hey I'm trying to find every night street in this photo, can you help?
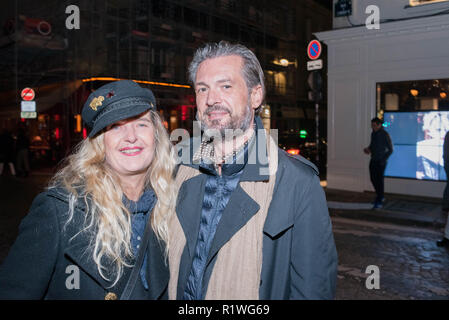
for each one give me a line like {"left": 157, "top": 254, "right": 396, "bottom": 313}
{"left": 1, "top": 172, "right": 448, "bottom": 300}
{"left": 333, "top": 216, "right": 449, "bottom": 300}
{"left": 2, "top": 0, "right": 449, "bottom": 303}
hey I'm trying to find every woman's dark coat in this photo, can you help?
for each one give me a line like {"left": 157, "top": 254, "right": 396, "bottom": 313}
{"left": 0, "top": 187, "right": 168, "bottom": 300}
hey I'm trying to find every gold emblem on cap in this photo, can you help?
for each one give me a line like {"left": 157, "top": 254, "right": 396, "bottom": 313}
{"left": 89, "top": 96, "right": 104, "bottom": 111}
{"left": 104, "top": 292, "right": 117, "bottom": 300}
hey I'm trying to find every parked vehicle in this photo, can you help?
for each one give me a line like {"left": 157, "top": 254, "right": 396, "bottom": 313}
{"left": 278, "top": 133, "right": 327, "bottom": 179}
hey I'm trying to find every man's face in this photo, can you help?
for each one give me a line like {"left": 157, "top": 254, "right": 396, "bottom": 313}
{"left": 194, "top": 55, "right": 261, "bottom": 136}
{"left": 371, "top": 122, "right": 382, "bottom": 132}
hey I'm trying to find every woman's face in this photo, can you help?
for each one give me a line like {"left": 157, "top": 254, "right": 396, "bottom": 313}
{"left": 104, "top": 111, "right": 156, "bottom": 181}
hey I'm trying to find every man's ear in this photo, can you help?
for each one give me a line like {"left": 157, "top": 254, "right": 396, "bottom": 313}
{"left": 250, "top": 85, "right": 263, "bottom": 110}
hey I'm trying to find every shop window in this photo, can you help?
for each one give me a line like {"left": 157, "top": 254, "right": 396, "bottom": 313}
{"left": 377, "top": 79, "right": 449, "bottom": 112}
{"left": 377, "top": 78, "right": 449, "bottom": 181}
{"left": 274, "top": 72, "right": 287, "bottom": 95}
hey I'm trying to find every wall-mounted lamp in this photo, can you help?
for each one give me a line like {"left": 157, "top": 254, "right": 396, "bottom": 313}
{"left": 410, "top": 89, "right": 419, "bottom": 97}
{"left": 279, "top": 59, "right": 289, "bottom": 67}
{"left": 274, "top": 58, "right": 297, "bottom": 68}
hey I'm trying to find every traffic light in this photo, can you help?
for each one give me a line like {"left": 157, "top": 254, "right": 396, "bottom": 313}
{"left": 300, "top": 129, "right": 308, "bottom": 138}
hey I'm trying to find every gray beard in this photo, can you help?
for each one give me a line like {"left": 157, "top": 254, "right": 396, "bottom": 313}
{"left": 197, "top": 103, "right": 253, "bottom": 140}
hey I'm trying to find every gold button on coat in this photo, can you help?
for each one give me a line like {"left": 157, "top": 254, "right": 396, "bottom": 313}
{"left": 104, "top": 292, "right": 118, "bottom": 300}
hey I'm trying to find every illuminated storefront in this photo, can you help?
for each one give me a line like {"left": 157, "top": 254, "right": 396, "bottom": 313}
{"left": 316, "top": 12, "right": 449, "bottom": 197}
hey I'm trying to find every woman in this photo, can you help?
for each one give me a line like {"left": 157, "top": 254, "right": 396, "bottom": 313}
{"left": 0, "top": 80, "right": 177, "bottom": 299}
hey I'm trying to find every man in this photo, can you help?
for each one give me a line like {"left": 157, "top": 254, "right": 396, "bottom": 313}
{"left": 363, "top": 117, "right": 393, "bottom": 209}
{"left": 437, "top": 130, "right": 449, "bottom": 247}
{"left": 168, "top": 41, "right": 337, "bottom": 300}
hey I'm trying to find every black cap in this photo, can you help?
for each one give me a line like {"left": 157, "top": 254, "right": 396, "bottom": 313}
{"left": 82, "top": 80, "right": 156, "bottom": 138}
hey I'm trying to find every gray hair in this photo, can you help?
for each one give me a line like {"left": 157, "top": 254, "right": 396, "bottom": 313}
{"left": 188, "top": 41, "right": 266, "bottom": 115}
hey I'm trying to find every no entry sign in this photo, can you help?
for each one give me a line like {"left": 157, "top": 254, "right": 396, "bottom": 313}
{"left": 21, "top": 87, "right": 35, "bottom": 101}
{"left": 307, "top": 40, "right": 322, "bottom": 60}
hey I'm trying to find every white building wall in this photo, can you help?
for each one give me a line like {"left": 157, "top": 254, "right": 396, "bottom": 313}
{"left": 333, "top": 0, "right": 449, "bottom": 29}
{"left": 316, "top": 14, "right": 449, "bottom": 197}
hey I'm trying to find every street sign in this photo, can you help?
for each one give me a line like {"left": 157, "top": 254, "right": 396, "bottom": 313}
{"left": 335, "top": 0, "right": 352, "bottom": 17}
{"left": 307, "top": 40, "right": 322, "bottom": 60}
{"left": 21, "top": 87, "right": 35, "bottom": 101}
{"left": 21, "top": 100, "right": 36, "bottom": 112}
{"left": 20, "top": 111, "right": 37, "bottom": 119}
{"left": 307, "top": 59, "right": 323, "bottom": 71}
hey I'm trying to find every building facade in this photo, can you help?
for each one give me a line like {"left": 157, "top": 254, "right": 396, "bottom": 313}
{"left": 317, "top": 0, "right": 449, "bottom": 197}
{"left": 0, "top": 0, "right": 331, "bottom": 168}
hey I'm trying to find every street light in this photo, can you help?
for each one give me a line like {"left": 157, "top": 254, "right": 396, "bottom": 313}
{"left": 279, "top": 59, "right": 289, "bottom": 67}
{"left": 274, "top": 58, "right": 297, "bottom": 68}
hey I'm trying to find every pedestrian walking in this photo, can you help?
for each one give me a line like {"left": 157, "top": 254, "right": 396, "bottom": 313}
{"left": 0, "top": 80, "right": 177, "bottom": 299}
{"left": 0, "top": 130, "right": 16, "bottom": 176}
{"left": 437, "top": 130, "right": 449, "bottom": 247}
{"left": 168, "top": 41, "right": 338, "bottom": 300}
{"left": 364, "top": 117, "right": 393, "bottom": 209}
{"left": 437, "top": 213, "right": 449, "bottom": 248}
{"left": 15, "top": 129, "right": 30, "bottom": 177}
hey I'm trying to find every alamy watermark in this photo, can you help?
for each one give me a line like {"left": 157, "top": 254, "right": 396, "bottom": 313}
{"left": 65, "top": 5, "right": 80, "bottom": 30}
{"left": 65, "top": 265, "right": 80, "bottom": 290}
{"left": 365, "top": 265, "right": 380, "bottom": 290}
{"left": 365, "top": 5, "right": 380, "bottom": 30}
{"left": 170, "top": 122, "right": 279, "bottom": 176}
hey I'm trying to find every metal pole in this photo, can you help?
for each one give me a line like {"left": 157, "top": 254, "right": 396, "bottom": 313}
{"left": 315, "top": 101, "right": 319, "bottom": 164}
{"left": 15, "top": 0, "right": 18, "bottom": 112}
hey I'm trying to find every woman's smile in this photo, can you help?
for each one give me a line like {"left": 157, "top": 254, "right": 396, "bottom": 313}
{"left": 119, "top": 146, "right": 143, "bottom": 156}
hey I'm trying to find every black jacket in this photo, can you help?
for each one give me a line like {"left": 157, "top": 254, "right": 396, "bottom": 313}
{"left": 444, "top": 131, "right": 449, "bottom": 167}
{"left": 0, "top": 187, "right": 168, "bottom": 300}
{"left": 369, "top": 128, "right": 393, "bottom": 163}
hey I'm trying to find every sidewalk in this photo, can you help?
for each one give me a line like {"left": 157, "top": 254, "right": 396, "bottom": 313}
{"left": 3, "top": 168, "right": 447, "bottom": 230}
{"left": 325, "top": 188, "right": 447, "bottom": 229}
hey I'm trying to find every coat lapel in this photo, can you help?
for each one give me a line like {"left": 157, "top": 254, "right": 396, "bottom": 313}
{"left": 48, "top": 189, "right": 113, "bottom": 290}
{"left": 64, "top": 232, "right": 114, "bottom": 290}
{"left": 206, "top": 184, "right": 260, "bottom": 266}
{"left": 263, "top": 159, "right": 294, "bottom": 238}
{"left": 175, "top": 174, "right": 206, "bottom": 258}
{"left": 146, "top": 228, "right": 169, "bottom": 299}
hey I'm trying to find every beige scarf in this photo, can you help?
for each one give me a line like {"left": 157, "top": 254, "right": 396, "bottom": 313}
{"left": 168, "top": 133, "right": 278, "bottom": 299}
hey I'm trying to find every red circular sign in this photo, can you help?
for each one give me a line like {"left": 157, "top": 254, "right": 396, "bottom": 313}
{"left": 307, "top": 40, "right": 322, "bottom": 60}
{"left": 21, "top": 88, "right": 35, "bottom": 101}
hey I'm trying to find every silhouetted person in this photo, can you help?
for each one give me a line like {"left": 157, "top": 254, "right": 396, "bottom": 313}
{"left": 437, "top": 130, "right": 449, "bottom": 247}
{"left": 0, "top": 130, "right": 16, "bottom": 176}
{"left": 364, "top": 117, "right": 393, "bottom": 209}
{"left": 15, "top": 129, "right": 30, "bottom": 177}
